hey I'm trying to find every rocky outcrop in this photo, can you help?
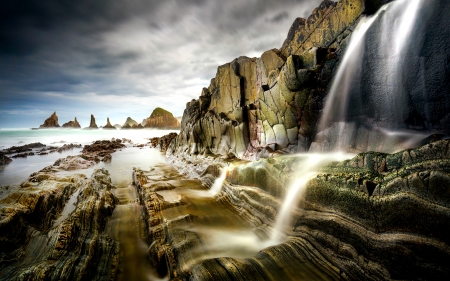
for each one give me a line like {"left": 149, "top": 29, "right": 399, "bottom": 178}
{"left": 149, "top": 132, "right": 178, "bottom": 151}
{"left": 103, "top": 117, "right": 116, "bottom": 130}
{"left": 1, "top": 142, "right": 46, "bottom": 154}
{"left": 220, "top": 140, "right": 450, "bottom": 280}
{"left": 39, "top": 112, "right": 60, "bottom": 128}
{"left": 168, "top": 0, "right": 450, "bottom": 160}
{"left": 84, "top": 114, "right": 98, "bottom": 129}
{"left": 61, "top": 117, "right": 81, "bottom": 128}
{"left": 123, "top": 117, "right": 138, "bottom": 127}
{"left": 0, "top": 169, "right": 119, "bottom": 280}
{"left": 0, "top": 153, "right": 12, "bottom": 165}
{"left": 81, "top": 139, "right": 126, "bottom": 162}
{"left": 143, "top": 107, "right": 180, "bottom": 129}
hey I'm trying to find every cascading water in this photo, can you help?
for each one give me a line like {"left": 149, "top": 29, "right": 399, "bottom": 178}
{"left": 311, "top": 0, "right": 428, "bottom": 153}
{"left": 270, "top": 153, "right": 352, "bottom": 243}
{"left": 207, "top": 167, "right": 228, "bottom": 196}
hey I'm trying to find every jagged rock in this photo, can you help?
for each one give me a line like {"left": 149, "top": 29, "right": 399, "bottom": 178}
{"left": 122, "top": 117, "right": 138, "bottom": 127}
{"left": 0, "top": 169, "right": 119, "bottom": 280}
{"left": 103, "top": 117, "right": 116, "bottom": 130}
{"left": 83, "top": 114, "right": 98, "bottom": 129}
{"left": 39, "top": 112, "right": 60, "bottom": 128}
{"left": 121, "top": 123, "right": 132, "bottom": 129}
{"left": 143, "top": 107, "right": 180, "bottom": 129}
{"left": 1, "top": 142, "right": 46, "bottom": 154}
{"left": 61, "top": 117, "right": 81, "bottom": 128}
{"left": 149, "top": 132, "right": 178, "bottom": 151}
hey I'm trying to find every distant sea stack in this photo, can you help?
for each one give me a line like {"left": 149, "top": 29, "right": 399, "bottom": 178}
{"left": 39, "top": 112, "right": 60, "bottom": 128}
{"left": 103, "top": 118, "right": 116, "bottom": 130}
{"left": 113, "top": 124, "right": 122, "bottom": 129}
{"left": 123, "top": 117, "right": 138, "bottom": 127}
{"left": 143, "top": 107, "right": 180, "bottom": 129}
{"left": 62, "top": 117, "right": 81, "bottom": 128}
{"left": 132, "top": 123, "right": 144, "bottom": 129}
{"left": 83, "top": 114, "right": 98, "bottom": 130}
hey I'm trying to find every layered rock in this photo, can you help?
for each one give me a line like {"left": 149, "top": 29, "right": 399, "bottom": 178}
{"left": 132, "top": 123, "right": 144, "bottom": 129}
{"left": 222, "top": 140, "right": 450, "bottom": 280}
{"left": 61, "top": 117, "right": 81, "bottom": 128}
{"left": 123, "top": 117, "right": 138, "bottom": 127}
{"left": 143, "top": 107, "right": 180, "bottom": 129}
{"left": 149, "top": 132, "right": 178, "bottom": 151}
{"left": 39, "top": 112, "right": 60, "bottom": 128}
{"left": 103, "top": 117, "right": 116, "bottom": 130}
{"left": 0, "top": 169, "right": 118, "bottom": 280}
{"left": 84, "top": 114, "right": 99, "bottom": 129}
{"left": 81, "top": 139, "right": 126, "bottom": 162}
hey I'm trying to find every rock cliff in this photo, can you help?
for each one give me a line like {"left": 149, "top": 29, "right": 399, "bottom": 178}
{"left": 168, "top": 0, "right": 450, "bottom": 160}
{"left": 39, "top": 112, "right": 60, "bottom": 128}
{"left": 61, "top": 117, "right": 81, "bottom": 128}
{"left": 103, "top": 117, "right": 116, "bottom": 130}
{"left": 143, "top": 107, "right": 180, "bottom": 129}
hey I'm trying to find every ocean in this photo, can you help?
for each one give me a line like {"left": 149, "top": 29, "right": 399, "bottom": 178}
{"left": 0, "top": 128, "right": 177, "bottom": 186}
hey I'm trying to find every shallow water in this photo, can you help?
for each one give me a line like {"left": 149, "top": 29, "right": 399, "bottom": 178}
{"left": 0, "top": 129, "right": 177, "bottom": 186}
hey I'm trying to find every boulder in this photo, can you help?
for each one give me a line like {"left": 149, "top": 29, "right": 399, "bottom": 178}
{"left": 39, "top": 112, "right": 60, "bottom": 128}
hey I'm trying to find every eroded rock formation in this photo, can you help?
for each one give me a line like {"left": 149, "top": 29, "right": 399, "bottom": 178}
{"left": 123, "top": 117, "right": 138, "bottom": 127}
{"left": 81, "top": 139, "right": 126, "bottom": 162}
{"left": 143, "top": 107, "right": 180, "bottom": 129}
{"left": 149, "top": 132, "right": 178, "bottom": 151}
{"left": 0, "top": 169, "right": 118, "bottom": 280}
{"left": 39, "top": 112, "right": 60, "bottom": 128}
{"left": 61, "top": 117, "right": 81, "bottom": 128}
{"left": 84, "top": 114, "right": 99, "bottom": 129}
{"left": 103, "top": 117, "right": 116, "bottom": 130}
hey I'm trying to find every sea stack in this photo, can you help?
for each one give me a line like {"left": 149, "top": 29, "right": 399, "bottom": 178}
{"left": 62, "top": 117, "right": 81, "bottom": 128}
{"left": 39, "top": 112, "right": 60, "bottom": 128}
{"left": 103, "top": 117, "right": 116, "bottom": 129}
{"left": 123, "top": 117, "right": 138, "bottom": 127}
{"left": 143, "top": 107, "right": 180, "bottom": 129}
{"left": 83, "top": 114, "right": 98, "bottom": 129}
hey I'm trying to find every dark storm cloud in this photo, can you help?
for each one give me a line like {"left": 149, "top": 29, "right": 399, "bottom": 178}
{"left": 0, "top": 0, "right": 322, "bottom": 127}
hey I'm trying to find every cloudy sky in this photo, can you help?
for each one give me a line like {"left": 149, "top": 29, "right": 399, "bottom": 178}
{"left": 0, "top": 0, "right": 322, "bottom": 128}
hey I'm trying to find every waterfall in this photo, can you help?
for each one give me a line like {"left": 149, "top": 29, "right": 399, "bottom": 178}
{"left": 272, "top": 0, "right": 429, "bottom": 243}
{"left": 207, "top": 167, "right": 228, "bottom": 196}
{"left": 270, "top": 153, "right": 352, "bottom": 243}
{"left": 312, "top": 0, "right": 426, "bottom": 153}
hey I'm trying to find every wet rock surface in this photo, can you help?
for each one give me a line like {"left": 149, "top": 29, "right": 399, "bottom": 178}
{"left": 149, "top": 132, "right": 178, "bottom": 151}
{"left": 133, "top": 163, "right": 342, "bottom": 280}
{"left": 81, "top": 139, "right": 126, "bottom": 162}
{"left": 225, "top": 140, "right": 450, "bottom": 280}
{"left": 0, "top": 153, "right": 12, "bottom": 165}
{"left": 0, "top": 169, "right": 118, "bottom": 280}
{"left": 1, "top": 142, "right": 46, "bottom": 154}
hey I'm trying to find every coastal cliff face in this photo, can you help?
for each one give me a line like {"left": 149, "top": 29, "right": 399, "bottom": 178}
{"left": 143, "top": 107, "right": 180, "bottom": 129}
{"left": 39, "top": 112, "right": 60, "bottom": 128}
{"left": 61, "top": 117, "right": 81, "bottom": 128}
{"left": 168, "top": 0, "right": 450, "bottom": 160}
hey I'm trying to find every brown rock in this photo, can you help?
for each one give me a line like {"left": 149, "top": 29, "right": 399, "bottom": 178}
{"left": 103, "top": 117, "right": 116, "bottom": 129}
{"left": 39, "top": 112, "right": 60, "bottom": 128}
{"left": 61, "top": 117, "right": 81, "bottom": 128}
{"left": 143, "top": 107, "right": 180, "bottom": 129}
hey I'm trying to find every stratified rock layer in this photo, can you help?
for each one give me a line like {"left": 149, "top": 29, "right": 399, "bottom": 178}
{"left": 143, "top": 107, "right": 180, "bottom": 129}
{"left": 0, "top": 169, "right": 119, "bottom": 280}
{"left": 224, "top": 140, "right": 450, "bottom": 280}
{"left": 39, "top": 112, "right": 60, "bottom": 128}
{"left": 61, "top": 117, "right": 81, "bottom": 128}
